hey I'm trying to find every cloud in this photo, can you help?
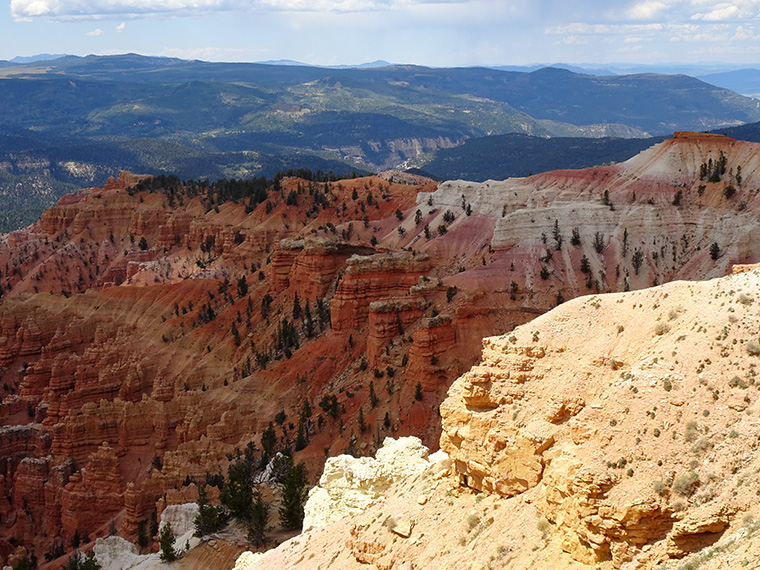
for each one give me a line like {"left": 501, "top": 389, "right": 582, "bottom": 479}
{"left": 9, "top": 0, "right": 469, "bottom": 20}
{"left": 627, "top": 0, "right": 669, "bottom": 19}
{"left": 688, "top": 1, "right": 760, "bottom": 21}
{"left": 116, "top": 21, "right": 125, "bottom": 32}
{"left": 86, "top": 27, "right": 103, "bottom": 36}
{"left": 691, "top": 3, "right": 741, "bottom": 20}
{"left": 546, "top": 22, "right": 664, "bottom": 35}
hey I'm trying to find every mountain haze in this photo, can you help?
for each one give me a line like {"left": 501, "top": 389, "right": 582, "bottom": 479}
{"left": 2, "top": 53, "right": 760, "bottom": 231}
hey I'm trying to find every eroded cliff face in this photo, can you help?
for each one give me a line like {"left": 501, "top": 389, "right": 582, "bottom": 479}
{"left": 442, "top": 267, "right": 760, "bottom": 568}
{"left": 245, "top": 268, "right": 760, "bottom": 570}
{"left": 3, "top": 132, "right": 760, "bottom": 566}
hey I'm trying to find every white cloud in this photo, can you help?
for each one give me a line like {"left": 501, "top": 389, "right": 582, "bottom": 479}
{"left": 627, "top": 0, "right": 669, "bottom": 19}
{"left": 9, "top": 0, "right": 469, "bottom": 20}
{"left": 86, "top": 27, "right": 103, "bottom": 35}
{"left": 733, "top": 23, "right": 755, "bottom": 38}
{"left": 563, "top": 35, "right": 590, "bottom": 44}
{"left": 692, "top": 3, "right": 740, "bottom": 20}
{"left": 116, "top": 21, "right": 125, "bottom": 32}
{"left": 546, "top": 22, "right": 664, "bottom": 35}
{"left": 690, "top": 0, "right": 760, "bottom": 20}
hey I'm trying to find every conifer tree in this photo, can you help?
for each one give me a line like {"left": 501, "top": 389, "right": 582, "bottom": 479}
{"left": 158, "top": 523, "right": 177, "bottom": 562}
{"left": 278, "top": 460, "right": 308, "bottom": 530}
{"left": 248, "top": 491, "right": 269, "bottom": 547}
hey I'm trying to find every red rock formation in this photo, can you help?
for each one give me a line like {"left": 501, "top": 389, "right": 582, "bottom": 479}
{"left": 60, "top": 442, "right": 123, "bottom": 541}
{"left": 270, "top": 240, "right": 303, "bottom": 293}
{"left": 406, "top": 315, "right": 456, "bottom": 392}
{"left": 289, "top": 238, "right": 355, "bottom": 301}
{"left": 330, "top": 252, "right": 431, "bottom": 332}
{"left": 367, "top": 298, "right": 427, "bottom": 365}
{"left": 1, "top": 134, "right": 760, "bottom": 562}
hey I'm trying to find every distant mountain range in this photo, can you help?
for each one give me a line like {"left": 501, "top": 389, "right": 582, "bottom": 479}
{"left": 8, "top": 53, "right": 70, "bottom": 64}
{"left": 2, "top": 53, "right": 760, "bottom": 231}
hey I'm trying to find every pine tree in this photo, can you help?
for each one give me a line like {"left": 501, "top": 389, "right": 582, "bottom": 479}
{"left": 710, "top": 242, "right": 721, "bottom": 260}
{"left": 137, "top": 520, "right": 149, "bottom": 548}
{"left": 194, "top": 485, "right": 228, "bottom": 537}
{"left": 261, "top": 422, "right": 277, "bottom": 459}
{"left": 149, "top": 509, "right": 159, "bottom": 539}
{"left": 292, "top": 293, "right": 302, "bottom": 320}
{"left": 248, "top": 491, "right": 269, "bottom": 547}
{"left": 237, "top": 275, "right": 248, "bottom": 298}
{"left": 158, "top": 523, "right": 177, "bottom": 562}
{"left": 278, "top": 460, "right": 308, "bottom": 530}
{"left": 294, "top": 418, "right": 308, "bottom": 451}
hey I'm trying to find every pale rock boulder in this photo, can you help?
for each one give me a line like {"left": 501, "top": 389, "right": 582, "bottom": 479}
{"left": 232, "top": 551, "right": 264, "bottom": 570}
{"left": 159, "top": 503, "right": 200, "bottom": 538}
{"left": 302, "top": 436, "right": 447, "bottom": 530}
{"left": 93, "top": 505, "right": 202, "bottom": 570}
{"left": 93, "top": 536, "right": 157, "bottom": 570}
{"left": 159, "top": 503, "right": 202, "bottom": 557}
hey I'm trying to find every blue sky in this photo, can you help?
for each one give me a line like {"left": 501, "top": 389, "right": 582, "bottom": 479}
{"left": 3, "top": 1, "right": 760, "bottom": 66}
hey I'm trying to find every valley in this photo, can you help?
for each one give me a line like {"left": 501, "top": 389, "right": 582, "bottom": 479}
{"left": 3, "top": 55, "right": 760, "bottom": 232}
{"left": 0, "top": 131, "right": 759, "bottom": 568}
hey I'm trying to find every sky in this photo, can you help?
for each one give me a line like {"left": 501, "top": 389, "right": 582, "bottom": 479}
{"left": 3, "top": 0, "right": 760, "bottom": 67}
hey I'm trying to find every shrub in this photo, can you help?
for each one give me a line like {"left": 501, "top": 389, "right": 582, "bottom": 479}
{"left": 691, "top": 437, "right": 712, "bottom": 455}
{"left": 383, "top": 515, "right": 397, "bottom": 531}
{"left": 672, "top": 471, "right": 699, "bottom": 496}
{"left": 746, "top": 340, "right": 760, "bottom": 356}
{"left": 654, "top": 323, "right": 670, "bottom": 336}
{"left": 536, "top": 518, "right": 551, "bottom": 539}
{"left": 467, "top": 513, "right": 480, "bottom": 531}
{"left": 653, "top": 480, "right": 668, "bottom": 496}
{"left": 738, "top": 293, "right": 754, "bottom": 305}
{"left": 685, "top": 420, "right": 699, "bottom": 442}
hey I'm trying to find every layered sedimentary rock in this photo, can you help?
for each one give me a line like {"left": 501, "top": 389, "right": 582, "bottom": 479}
{"left": 61, "top": 442, "right": 124, "bottom": 540}
{"left": 405, "top": 314, "right": 456, "bottom": 392}
{"left": 366, "top": 299, "right": 428, "bottom": 365}
{"left": 330, "top": 252, "right": 431, "bottom": 332}
{"left": 441, "top": 268, "right": 760, "bottom": 567}
{"left": 4, "top": 135, "right": 760, "bottom": 566}
{"left": 245, "top": 267, "right": 760, "bottom": 570}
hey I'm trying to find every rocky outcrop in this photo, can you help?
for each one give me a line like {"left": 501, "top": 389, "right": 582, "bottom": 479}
{"left": 93, "top": 536, "right": 150, "bottom": 570}
{"left": 288, "top": 238, "right": 367, "bottom": 301}
{"left": 243, "top": 269, "right": 760, "bottom": 570}
{"left": 4, "top": 135, "right": 760, "bottom": 566}
{"left": 366, "top": 298, "right": 428, "bottom": 365}
{"left": 440, "top": 269, "right": 760, "bottom": 567}
{"left": 61, "top": 442, "right": 124, "bottom": 540}
{"left": 270, "top": 239, "right": 303, "bottom": 293}
{"left": 405, "top": 314, "right": 456, "bottom": 392}
{"left": 330, "top": 252, "right": 431, "bottom": 332}
{"left": 158, "top": 503, "right": 200, "bottom": 539}
{"left": 302, "top": 437, "right": 446, "bottom": 530}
